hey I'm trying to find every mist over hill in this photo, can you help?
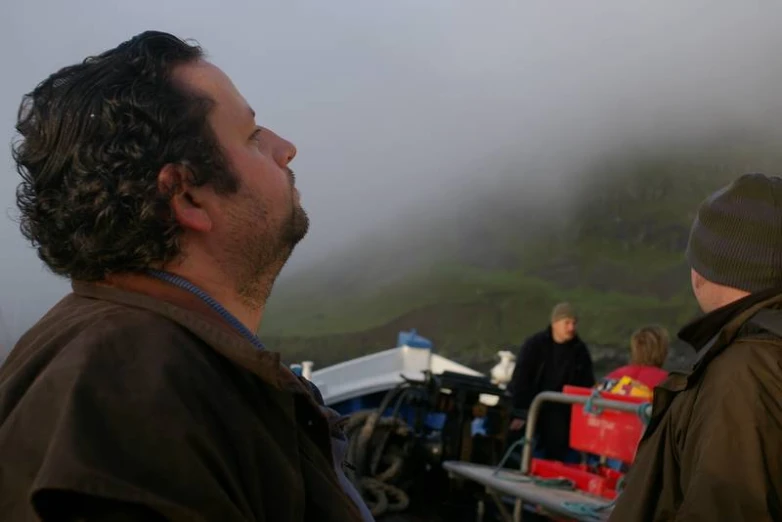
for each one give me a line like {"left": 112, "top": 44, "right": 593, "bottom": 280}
{"left": 262, "top": 128, "right": 782, "bottom": 375}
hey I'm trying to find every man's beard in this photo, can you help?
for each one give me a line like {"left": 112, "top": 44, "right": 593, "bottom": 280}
{"left": 223, "top": 186, "right": 309, "bottom": 308}
{"left": 283, "top": 200, "right": 310, "bottom": 247}
{"left": 283, "top": 168, "right": 309, "bottom": 247}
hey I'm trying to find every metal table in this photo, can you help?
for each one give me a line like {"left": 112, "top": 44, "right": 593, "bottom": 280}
{"left": 442, "top": 391, "right": 650, "bottom": 522}
{"left": 443, "top": 461, "right": 612, "bottom": 522}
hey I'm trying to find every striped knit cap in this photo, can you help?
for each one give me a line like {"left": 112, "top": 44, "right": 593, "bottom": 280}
{"left": 686, "top": 173, "right": 782, "bottom": 293}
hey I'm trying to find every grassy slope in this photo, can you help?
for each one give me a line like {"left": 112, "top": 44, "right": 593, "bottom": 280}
{"left": 261, "top": 134, "right": 782, "bottom": 373}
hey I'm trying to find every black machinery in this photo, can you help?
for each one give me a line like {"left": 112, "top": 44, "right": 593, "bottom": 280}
{"left": 344, "top": 370, "right": 512, "bottom": 519}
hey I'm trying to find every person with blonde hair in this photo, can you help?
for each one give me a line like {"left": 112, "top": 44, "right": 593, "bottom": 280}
{"left": 599, "top": 325, "right": 670, "bottom": 398}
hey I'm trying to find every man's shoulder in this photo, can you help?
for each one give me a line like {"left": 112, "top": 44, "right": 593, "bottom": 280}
{"left": 573, "top": 335, "right": 589, "bottom": 351}
{"left": 21, "top": 292, "right": 201, "bottom": 351}
{"left": 523, "top": 329, "right": 551, "bottom": 346}
{"left": 659, "top": 334, "right": 782, "bottom": 439}
{"left": 731, "top": 331, "right": 782, "bottom": 357}
{"left": 702, "top": 334, "right": 782, "bottom": 390}
{"left": 0, "top": 296, "right": 267, "bottom": 522}
{"left": 2, "top": 293, "right": 218, "bottom": 395}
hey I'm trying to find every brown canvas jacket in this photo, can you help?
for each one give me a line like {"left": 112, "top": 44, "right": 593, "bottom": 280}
{"left": 608, "top": 290, "right": 782, "bottom": 521}
{"left": 0, "top": 275, "right": 364, "bottom": 522}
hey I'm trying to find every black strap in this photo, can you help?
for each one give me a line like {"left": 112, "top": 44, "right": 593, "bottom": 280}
{"left": 691, "top": 308, "right": 782, "bottom": 377}
{"left": 748, "top": 308, "right": 782, "bottom": 338}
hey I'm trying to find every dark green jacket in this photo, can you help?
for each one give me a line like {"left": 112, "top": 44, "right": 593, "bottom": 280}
{"left": 609, "top": 290, "right": 782, "bottom": 521}
{"left": 0, "top": 276, "right": 364, "bottom": 522}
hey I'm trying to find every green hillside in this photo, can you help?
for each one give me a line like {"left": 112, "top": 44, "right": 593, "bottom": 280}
{"left": 261, "top": 132, "right": 782, "bottom": 375}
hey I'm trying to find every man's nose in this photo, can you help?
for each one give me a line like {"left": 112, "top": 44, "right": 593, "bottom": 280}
{"left": 273, "top": 135, "right": 297, "bottom": 167}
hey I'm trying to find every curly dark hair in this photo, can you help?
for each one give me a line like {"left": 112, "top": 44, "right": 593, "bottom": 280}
{"left": 13, "top": 30, "right": 238, "bottom": 281}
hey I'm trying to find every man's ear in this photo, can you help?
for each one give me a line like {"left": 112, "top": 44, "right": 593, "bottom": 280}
{"left": 157, "top": 163, "right": 213, "bottom": 233}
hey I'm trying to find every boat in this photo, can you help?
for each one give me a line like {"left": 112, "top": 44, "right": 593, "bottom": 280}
{"left": 294, "top": 330, "right": 650, "bottom": 522}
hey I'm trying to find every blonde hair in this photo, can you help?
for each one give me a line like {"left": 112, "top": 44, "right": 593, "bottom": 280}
{"left": 629, "top": 325, "right": 669, "bottom": 367}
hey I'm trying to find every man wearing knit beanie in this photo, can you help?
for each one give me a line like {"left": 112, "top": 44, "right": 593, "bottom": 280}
{"left": 551, "top": 302, "right": 577, "bottom": 325}
{"left": 506, "top": 302, "right": 595, "bottom": 463}
{"left": 610, "top": 173, "right": 782, "bottom": 522}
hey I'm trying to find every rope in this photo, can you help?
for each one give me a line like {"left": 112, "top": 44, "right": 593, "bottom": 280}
{"left": 344, "top": 407, "right": 412, "bottom": 517}
{"left": 494, "top": 436, "right": 531, "bottom": 470}
{"left": 583, "top": 389, "right": 603, "bottom": 416}
{"left": 491, "top": 436, "right": 576, "bottom": 490}
{"left": 637, "top": 402, "right": 652, "bottom": 426}
{"left": 494, "top": 469, "right": 576, "bottom": 489}
{"left": 585, "top": 387, "right": 652, "bottom": 426}
{"left": 561, "top": 499, "right": 615, "bottom": 520}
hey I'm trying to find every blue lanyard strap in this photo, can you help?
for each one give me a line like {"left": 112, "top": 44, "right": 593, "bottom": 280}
{"left": 146, "top": 270, "right": 265, "bottom": 350}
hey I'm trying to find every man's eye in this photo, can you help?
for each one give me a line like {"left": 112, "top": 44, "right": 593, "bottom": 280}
{"left": 251, "top": 128, "right": 263, "bottom": 141}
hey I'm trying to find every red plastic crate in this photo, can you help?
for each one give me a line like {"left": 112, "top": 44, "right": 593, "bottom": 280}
{"left": 530, "top": 458, "right": 619, "bottom": 500}
{"left": 563, "top": 385, "right": 648, "bottom": 464}
{"left": 568, "top": 463, "right": 623, "bottom": 498}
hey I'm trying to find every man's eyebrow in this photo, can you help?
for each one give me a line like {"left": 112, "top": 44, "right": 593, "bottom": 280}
{"left": 248, "top": 106, "right": 256, "bottom": 119}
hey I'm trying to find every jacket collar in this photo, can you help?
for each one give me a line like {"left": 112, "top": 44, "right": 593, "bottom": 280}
{"left": 71, "top": 274, "right": 306, "bottom": 395}
{"left": 678, "top": 286, "right": 782, "bottom": 373}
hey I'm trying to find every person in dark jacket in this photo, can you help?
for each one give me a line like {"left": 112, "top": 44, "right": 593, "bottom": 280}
{"left": 0, "top": 31, "right": 371, "bottom": 522}
{"left": 609, "top": 173, "right": 782, "bottom": 522}
{"left": 507, "top": 303, "right": 595, "bottom": 462}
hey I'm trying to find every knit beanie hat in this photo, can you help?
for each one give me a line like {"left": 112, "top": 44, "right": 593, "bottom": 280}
{"left": 551, "top": 302, "right": 576, "bottom": 323}
{"left": 686, "top": 173, "right": 782, "bottom": 293}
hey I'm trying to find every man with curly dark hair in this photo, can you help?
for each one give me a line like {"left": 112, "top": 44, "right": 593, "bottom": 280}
{"left": 0, "top": 31, "right": 370, "bottom": 522}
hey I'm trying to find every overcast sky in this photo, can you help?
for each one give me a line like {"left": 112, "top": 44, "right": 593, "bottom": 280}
{"left": 2, "top": 0, "right": 782, "bottom": 346}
